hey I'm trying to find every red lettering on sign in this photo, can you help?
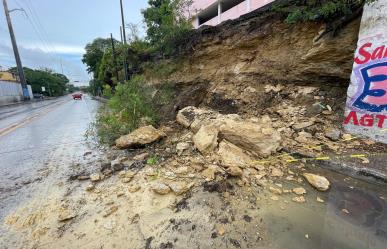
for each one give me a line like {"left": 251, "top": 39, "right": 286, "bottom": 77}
{"left": 360, "top": 114, "right": 374, "bottom": 126}
{"left": 371, "top": 45, "right": 385, "bottom": 60}
{"left": 355, "top": 43, "right": 372, "bottom": 64}
{"left": 376, "top": 115, "right": 387, "bottom": 128}
{"left": 344, "top": 111, "right": 359, "bottom": 126}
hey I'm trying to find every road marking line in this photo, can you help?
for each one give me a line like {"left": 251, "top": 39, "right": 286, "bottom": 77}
{"left": 0, "top": 100, "right": 68, "bottom": 137}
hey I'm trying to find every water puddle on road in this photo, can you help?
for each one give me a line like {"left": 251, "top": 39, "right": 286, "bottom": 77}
{"left": 259, "top": 170, "right": 387, "bottom": 249}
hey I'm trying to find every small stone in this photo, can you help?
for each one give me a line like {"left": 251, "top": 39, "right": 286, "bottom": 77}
{"left": 269, "top": 187, "right": 282, "bottom": 195}
{"left": 90, "top": 173, "right": 102, "bottom": 182}
{"left": 292, "top": 196, "right": 306, "bottom": 203}
{"left": 128, "top": 185, "right": 141, "bottom": 193}
{"left": 316, "top": 196, "right": 324, "bottom": 203}
{"left": 77, "top": 175, "right": 90, "bottom": 181}
{"left": 292, "top": 121, "right": 314, "bottom": 131}
{"left": 292, "top": 187, "right": 306, "bottom": 195}
{"left": 58, "top": 209, "right": 77, "bottom": 222}
{"left": 168, "top": 182, "right": 193, "bottom": 195}
{"left": 83, "top": 151, "right": 92, "bottom": 156}
{"left": 217, "top": 225, "right": 226, "bottom": 236}
{"left": 174, "top": 166, "right": 189, "bottom": 175}
{"left": 271, "top": 168, "right": 283, "bottom": 177}
{"left": 133, "top": 153, "right": 149, "bottom": 161}
{"left": 86, "top": 184, "right": 95, "bottom": 191}
{"left": 303, "top": 173, "right": 330, "bottom": 191}
{"left": 270, "top": 196, "right": 279, "bottom": 201}
{"left": 103, "top": 205, "right": 119, "bottom": 217}
{"left": 202, "top": 166, "right": 217, "bottom": 181}
{"left": 305, "top": 234, "right": 309, "bottom": 239}
{"left": 111, "top": 158, "right": 124, "bottom": 171}
{"left": 117, "top": 191, "right": 125, "bottom": 197}
{"left": 176, "top": 142, "right": 190, "bottom": 154}
{"left": 325, "top": 128, "right": 341, "bottom": 141}
{"left": 342, "top": 209, "right": 350, "bottom": 214}
{"left": 227, "top": 166, "right": 243, "bottom": 177}
{"left": 342, "top": 133, "right": 353, "bottom": 141}
{"left": 151, "top": 183, "right": 171, "bottom": 195}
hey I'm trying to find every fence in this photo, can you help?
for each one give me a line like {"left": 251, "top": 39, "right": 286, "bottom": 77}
{"left": 0, "top": 80, "right": 23, "bottom": 105}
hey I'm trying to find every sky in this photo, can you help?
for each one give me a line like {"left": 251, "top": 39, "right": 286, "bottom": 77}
{"left": 0, "top": 0, "right": 149, "bottom": 86}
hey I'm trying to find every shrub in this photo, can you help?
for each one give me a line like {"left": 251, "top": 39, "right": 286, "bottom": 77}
{"left": 95, "top": 76, "right": 156, "bottom": 144}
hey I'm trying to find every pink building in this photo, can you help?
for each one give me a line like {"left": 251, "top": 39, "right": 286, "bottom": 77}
{"left": 187, "top": 0, "right": 275, "bottom": 28}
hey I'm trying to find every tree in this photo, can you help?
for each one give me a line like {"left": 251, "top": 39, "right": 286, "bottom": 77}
{"left": 9, "top": 67, "right": 70, "bottom": 96}
{"left": 82, "top": 38, "right": 113, "bottom": 77}
{"left": 142, "top": 0, "right": 192, "bottom": 56}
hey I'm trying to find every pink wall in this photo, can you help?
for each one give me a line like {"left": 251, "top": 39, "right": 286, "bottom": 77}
{"left": 221, "top": 1, "right": 248, "bottom": 22}
{"left": 190, "top": 0, "right": 275, "bottom": 28}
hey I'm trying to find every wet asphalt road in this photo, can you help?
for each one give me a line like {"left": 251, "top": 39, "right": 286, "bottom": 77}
{"left": 0, "top": 95, "right": 99, "bottom": 222}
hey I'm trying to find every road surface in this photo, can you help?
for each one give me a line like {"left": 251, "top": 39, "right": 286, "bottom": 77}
{"left": 0, "top": 95, "right": 101, "bottom": 241}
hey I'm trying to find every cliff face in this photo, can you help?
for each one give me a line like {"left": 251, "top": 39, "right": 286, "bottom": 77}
{"left": 168, "top": 11, "right": 361, "bottom": 86}
{"left": 149, "top": 10, "right": 362, "bottom": 121}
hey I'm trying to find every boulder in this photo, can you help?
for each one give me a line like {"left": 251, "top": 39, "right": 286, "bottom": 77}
{"left": 192, "top": 125, "right": 219, "bottom": 154}
{"left": 303, "top": 173, "right": 330, "bottom": 191}
{"left": 217, "top": 141, "right": 253, "bottom": 168}
{"left": 115, "top": 126, "right": 166, "bottom": 149}
{"left": 219, "top": 118, "right": 281, "bottom": 156}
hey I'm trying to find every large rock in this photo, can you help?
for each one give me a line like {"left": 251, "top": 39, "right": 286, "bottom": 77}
{"left": 303, "top": 173, "right": 330, "bottom": 191}
{"left": 217, "top": 140, "right": 253, "bottom": 168}
{"left": 115, "top": 125, "right": 166, "bottom": 149}
{"left": 192, "top": 124, "right": 219, "bottom": 154}
{"left": 176, "top": 106, "right": 217, "bottom": 130}
{"left": 219, "top": 117, "right": 281, "bottom": 156}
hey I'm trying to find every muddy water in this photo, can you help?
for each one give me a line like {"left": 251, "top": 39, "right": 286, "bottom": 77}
{"left": 259, "top": 169, "right": 387, "bottom": 249}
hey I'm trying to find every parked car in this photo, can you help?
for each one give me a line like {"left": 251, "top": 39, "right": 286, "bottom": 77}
{"left": 72, "top": 93, "right": 82, "bottom": 100}
{"left": 33, "top": 93, "right": 44, "bottom": 99}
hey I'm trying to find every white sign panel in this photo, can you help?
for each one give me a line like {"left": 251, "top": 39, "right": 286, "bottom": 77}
{"left": 344, "top": 0, "right": 387, "bottom": 143}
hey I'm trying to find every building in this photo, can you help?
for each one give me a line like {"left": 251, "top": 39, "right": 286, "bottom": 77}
{"left": 188, "top": 0, "right": 274, "bottom": 28}
{"left": 0, "top": 69, "right": 33, "bottom": 105}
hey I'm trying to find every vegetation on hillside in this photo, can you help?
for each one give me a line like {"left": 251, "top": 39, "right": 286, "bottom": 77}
{"left": 83, "top": 0, "right": 375, "bottom": 143}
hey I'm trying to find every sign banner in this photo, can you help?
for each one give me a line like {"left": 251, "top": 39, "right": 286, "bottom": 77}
{"left": 344, "top": 0, "right": 387, "bottom": 143}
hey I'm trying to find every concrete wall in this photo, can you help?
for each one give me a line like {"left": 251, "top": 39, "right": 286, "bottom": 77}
{"left": 190, "top": 0, "right": 274, "bottom": 28}
{"left": 344, "top": 0, "right": 387, "bottom": 143}
{"left": 0, "top": 80, "right": 23, "bottom": 106}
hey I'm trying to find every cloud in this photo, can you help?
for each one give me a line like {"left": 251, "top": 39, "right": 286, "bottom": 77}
{"left": 0, "top": 42, "right": 90, "bottom": 86}
{"left": 23, "top": 43, "right": 86, "bottom": 55}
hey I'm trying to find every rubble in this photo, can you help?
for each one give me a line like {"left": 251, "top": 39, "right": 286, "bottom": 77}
{"left": 303, "top": 173, "right": 330, "bottom": 191}
{"left": 115, "top": 125, "right": 166, "bottom": 149}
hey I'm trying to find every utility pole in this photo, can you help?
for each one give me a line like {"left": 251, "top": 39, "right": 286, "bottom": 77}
{"left": 120, "top": 26, "right": 128, "bottom": 81}
{"left": 110, "top": 33, "right": 119, "bottom": 82}
{"left": 120, "top": 0, "right": 126, "bottom": 44}
{"left": 3, "top": 0, "right": 30, "bottom": 100}
{"left": 119, "top": 0, "right": 129, "bottom": 81}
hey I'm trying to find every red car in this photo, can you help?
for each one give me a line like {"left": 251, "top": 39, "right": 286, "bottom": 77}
{"left": 72, "top": 93, "right": 82, "bottom": 100}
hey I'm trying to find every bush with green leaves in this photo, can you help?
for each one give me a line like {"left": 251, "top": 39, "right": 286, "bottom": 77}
{"left": 272, "top": 0, "right": 377, "bottom": 24}
{"left": 95, "top": 76, "right": 156, "bottom": 144}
